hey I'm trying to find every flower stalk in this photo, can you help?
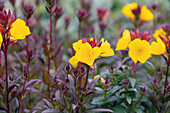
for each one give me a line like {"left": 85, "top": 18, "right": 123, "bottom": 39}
{"left": 84, "top": 65, "right": 90, "bottom": 88}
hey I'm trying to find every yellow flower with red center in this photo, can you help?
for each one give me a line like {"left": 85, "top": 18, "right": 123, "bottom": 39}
{"left": 10, "top": 18, "right": 31, "bottom": 40}
{"left": 69, "top": 36, "right": 114, "bottom": 67}
{"left": 116, "top": 29, "right": 169, "bottom": 63}
{"left": 122, "top": 3, "right": 154, "bottom": 22}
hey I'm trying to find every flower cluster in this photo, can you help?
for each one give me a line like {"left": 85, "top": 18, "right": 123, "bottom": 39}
{"left": 122, "top": 3, "right": 154, "bottom": 22}
{"left": 152, "top": 23, "right": 170, "bottom": 54}
{"left": 116, "top": 29, "right": 166, "bottom": 63}
{"left": 0, "top": 9, "right": 31, "bottom": 47}
{"left": 69, "top": 36, "right": 114, "bottom": 67}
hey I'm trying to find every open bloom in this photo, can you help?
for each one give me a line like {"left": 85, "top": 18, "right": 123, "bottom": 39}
{"left": 10, "top": 18, "right": 31, "bottom": 40}
{"left": 116, "top": 29, "right": 152, "bottom": 63}
{"left": 129, "top": 39, "right": 151, "bottom": 63}
{"left": 122, "top": 3, "right": 154, "bottom": 22}
{"left": 151, "top": 24, "right": 170, "bottom": 55}
{"left": 69, "top": 36, "right": 114, "bottom": 67}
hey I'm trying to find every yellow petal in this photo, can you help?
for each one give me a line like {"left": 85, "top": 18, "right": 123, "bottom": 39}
{"left": 69, "top": 56, "right": 79, "bottom": 67}
{"left": 116, "top": 29, "right": 131, "bottom": 51}
{"left": 122, "top": 3, "right": 138, "bottom": 20}
{"left": 0, "top": 33, "right": 3, "bottom": 48}
{"left": 94, "top": 75, "right": 100, "bottom": 79}
{"left": 129, "top": 39, "right": 151, "bottom": 63}
{"left": 101, "top": 77, "right": 105, "bottom": 82}
{"left": 153, "top": 29, "right": 167, "bottom": 40}
{"left": 151, "top": 38, "right": 166, "bottom": 55}
{"left": 140, "top": 6, "right": 154, "bottom": 21}
{"left": 100, "top": 40, "right": 114, "bottom": 57}
{"left": 73, "top": 40, "right": 82, "bottom": 51}
{"left": 10, "top": 18, "right": 31, "bottom": 40}
{"left": 75, "top": 43, "right": 101, "bottom": 66}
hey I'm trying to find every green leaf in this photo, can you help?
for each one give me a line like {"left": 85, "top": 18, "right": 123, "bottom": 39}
{"left": 111, "top": 105, "right": 127, "bottom": 113}
{"left": 129, "top": 77, "right": 136, "bottom": 88}
{"left": 126, "top": 94, "right": 132, "bottom": 104}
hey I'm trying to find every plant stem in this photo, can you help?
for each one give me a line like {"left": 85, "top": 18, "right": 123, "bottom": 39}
{"left": 4, "top": 41, "right": 10, "bottom": 113}
{"left": 130, "top": 93, "right": 143, "bottom": 112}
{"left": 63, "top": 95, "right": 69, "bottom": 113}
{"left": 162, "top": 55, "right": 170, "bottom": 104}
{"left": 79, "top": 76, "right": 82, "bottom": 87}
{"left": 104, "top": 88, "right": 107, "bottom": 103}
{"left": 18, "top": 100, "right": 20, "bottom": 113}
{"left": 54, "top": 20, "right": 58, "bottom": 48}
{"left": 74, "top": 78, "right": 76, "bottom": 90}
{"left": 47, "top": 9, "right": 53, "bottom": 76}
{"left": 0, "top": 50, "right": 2, "bottom": 75}
{"left": 26, "top": 19, "right": 29, "bottom": 52}
{"left": 84, "top": 66, "right": 90, "bottom": 88}
{"left": 78, "top": 20, "right": 81, "bottom": 40}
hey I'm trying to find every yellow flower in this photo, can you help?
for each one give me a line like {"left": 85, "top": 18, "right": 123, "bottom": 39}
{"left": 0, "top": 33, "right": 3, "bottom": 48}
{"left": 73, "top": 40, "right": 83, "bottom": 51}
{"left": 75, "top": 42, "right": 101, "bottom": 66}
{"left": 100, "top": 38, "right": 114, "bottom": 57}
{"left": 94, "top": 75, "right": 105, "bottom": 82}
{"left": 122, "top": 3, "right": 138, "bottom": 20}
{"left": 122, "top": 3, "right": 154, "bottom": 22}
{"left": 115, "top": 29, "right": 131, "bottom": 51}
{"left": 151, "top": 38, "right": 166, "bottom": 55}
{"left": 153, "top": 29, "right": 168, "bottom": 40}
{"left": 140, "top": 6, "right": 154, "bottom": 21}
{"left": 10, "top": 18, "right": 31, "bottom": 40}
{"left": 129, "top": 39, "right": 151, "bottom": 63}
{"left": 69, "top": 56, "right": 79, "bottom": 67}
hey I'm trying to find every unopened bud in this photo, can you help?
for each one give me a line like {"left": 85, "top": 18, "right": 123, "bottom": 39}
{"left": 27, "top": 50, "right": 33, "bottom": 58}
{"left": 53, "top": 75, "right": 58, "bottom": 82}
{"left": 23, "top": 67, "right": 28, "bottom": 78}
{"left": 73, "top": 69, "right": 79, "bottom": 78}
{"left": 140, "top": 87, "right": 146, "bottom": 93}
{"left": 105, "top": 78, "right": 110, "bottom": 85}
{"left": 80, "top": 66, "right": 86, "bottom": 75}
{"left": 124, "top": 79, "right": 129, "bottom": 85}
{"left": 64, "top": 64, "right": 71, "bottom": 74}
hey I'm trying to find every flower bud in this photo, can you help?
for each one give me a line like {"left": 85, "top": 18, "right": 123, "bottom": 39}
{"left": 62, "top": 84, "right": 65, "bottom": 92}
{"left": 105, "top": 77, "right": 110, "bottom": 85}
{"left": 53, "top": 5, "right": 63, "bottom": 20}
{"left": 22, "top": 3, "right": 34, "bottom": 19}
{"left": 51, "top": 93, "right": 55, "bottom": 98}
{"left": 97, "top": 8, "right": 109, "bottom": 21}
{"left": 23, "top": 67, "right": 28, "bottom": 78}
{"left": 64, "top": 64, "right": 71, "bottom": 74}
{"left": 80, "top": 65, "right": 86, "bottom": 75}
{"left": 140, "top": 87, "right": 146, "bottom": 93}
{"left": 99, "top": 22, "right": 107, "bottom": 32}
{"left": 53, "top": 75, "right": 58, "bottom": 82}
{"left": 27, "top": 50, "right": 33, "bottom": 58}
{"left": 64, "top": 16, "right": 71, "bottom": 28}
{"left": 123, "top": 79, "right": 129, "bottom": 85}
{"left": 77, "top": 9, "right": 90, "bottom": 22}
{"left": 73, "top": 69, "right": 80, "bottom": 78}
{"left": 151, "top": 3, "right": 160, "bottom": 10}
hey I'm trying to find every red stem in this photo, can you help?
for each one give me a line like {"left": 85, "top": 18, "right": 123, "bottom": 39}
{"left": 54, "top": 20, "right": 58, "bottom": 48}
{"left": 79, "top": 76, "right": 82, "bottom": 87}
{"left": 163, "top": 56, "right": 170, "bottom": 101}
{"left": 84, "top": 66, "right": 90, "bottom": 88}
{"left": 26, "top": 19, "right": 29, "bottom": 52}
{"left": 78, "top": 20, "right": 81, "bottom": 40}
{"left": 4, "top": 41, "right": 10, "bottom": 113}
